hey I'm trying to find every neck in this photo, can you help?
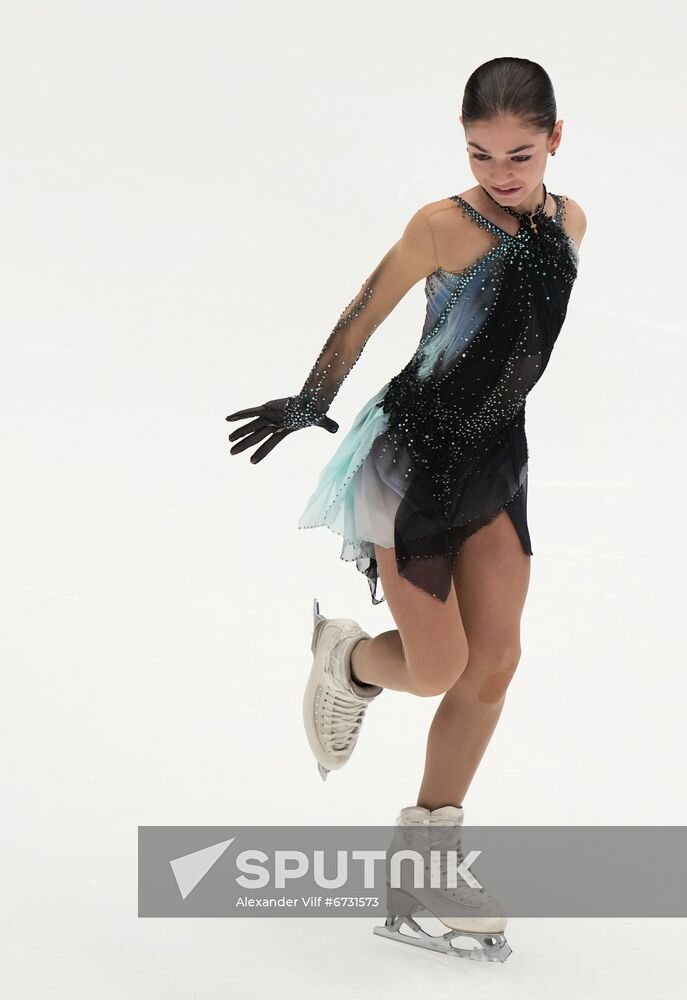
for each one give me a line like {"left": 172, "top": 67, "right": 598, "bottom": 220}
{"left": 509, "top": 182, "right": 545, "bottom": 215}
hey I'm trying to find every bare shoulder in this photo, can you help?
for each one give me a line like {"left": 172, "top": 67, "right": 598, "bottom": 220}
{"left": 414, "top": 196, "right": 463, "bottom": 228}
{"left": 558, "top": 195, "right": 587, "bottom": 251}
{"left": 396, "top": 197, "right": 472, "bottom": 273}
{"left": 409, "top": 194, "right": 502, "bottom": 275}
{"left": 399, "top": 197, "right": 458, "bottom": 237}
{"left": 414, "top": 195, "right": 473, "bottom": 244}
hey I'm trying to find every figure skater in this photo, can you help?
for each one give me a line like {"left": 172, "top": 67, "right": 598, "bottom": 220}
{"left": 226, "top": 56, "right": 586, "bottom": 962}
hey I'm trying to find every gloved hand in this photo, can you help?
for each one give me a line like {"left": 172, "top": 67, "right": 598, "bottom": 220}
{"left": 226, "top": 396, "right": 338, "bottom": 465}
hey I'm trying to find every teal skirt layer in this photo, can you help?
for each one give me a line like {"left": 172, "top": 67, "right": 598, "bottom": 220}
{"left": 297, "top": 381, "right": 401, "bottom": 601}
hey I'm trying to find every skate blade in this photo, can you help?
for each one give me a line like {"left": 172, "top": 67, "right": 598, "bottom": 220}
{"left": 304, "top": 599, "right": 337, "bottom": 781}
{"left": 312, "top": 596, "right": 326, "bottom": 627}
{"left": 373, "top": 914, "right": 512, "bottom": 962}
{"left": 311, "top": 596, "right": 327, "bottom": 652}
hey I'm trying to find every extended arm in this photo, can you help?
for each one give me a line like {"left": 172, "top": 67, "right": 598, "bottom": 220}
{"left": 227, "top": 205, "right": 438, "bottom": 463}
{"left": 282, "top": 206, "right": 438, "bottom": 430}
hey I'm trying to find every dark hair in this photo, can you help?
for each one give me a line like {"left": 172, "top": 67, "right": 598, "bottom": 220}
{"left": 462, "top": 57, "right": 557, "bottom": 137}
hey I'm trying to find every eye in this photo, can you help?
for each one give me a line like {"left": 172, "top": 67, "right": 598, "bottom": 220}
{"left": 471, "top": 154, "right": 532, "bottom": 162}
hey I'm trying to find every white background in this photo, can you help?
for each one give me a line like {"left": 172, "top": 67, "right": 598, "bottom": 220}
{"left": 1, "top": 0, "right": 684, "bottom": 996}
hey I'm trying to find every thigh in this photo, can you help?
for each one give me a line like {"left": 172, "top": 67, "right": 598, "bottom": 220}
{"left": 449, "top": 509, "right": 531, "bottom": 691}
{"left": 373, "top": 543, "right": 469, "bottom": 691}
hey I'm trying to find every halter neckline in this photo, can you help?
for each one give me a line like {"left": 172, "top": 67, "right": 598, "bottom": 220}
{"left": 477, "top": 183, "right": 551, "bottom": 235}
{"left": 480, "top": 183, "right": 548, "bottom": 220}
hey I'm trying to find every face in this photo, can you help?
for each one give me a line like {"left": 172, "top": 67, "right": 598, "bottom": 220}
{"left": 461, "top": 113, "right": 563, "bottom": 208}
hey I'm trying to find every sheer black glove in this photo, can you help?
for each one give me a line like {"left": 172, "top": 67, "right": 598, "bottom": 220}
{"left": 226, "top": 396, "right": 339, "bottom": 465}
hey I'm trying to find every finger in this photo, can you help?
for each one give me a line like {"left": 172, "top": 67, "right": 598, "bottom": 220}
{"left": 229, "top": 425, "right": 275, "bottom": 455}
{"left": 319, "top": 417, "right": 339, "bottom": 433}
{"left": 249, "top": 429, "right": 291, "bottom": 464}
{"left": 226, "top": 406, "right": 264, "bottom": 422}
{"left": 228, "top": 416, "right": 267, "bottom": 442}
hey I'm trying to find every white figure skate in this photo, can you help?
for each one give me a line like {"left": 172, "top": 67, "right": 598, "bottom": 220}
{"left": 302, "top": 597, "right": 382, "bottom": 781}
{"left": 373, "top": 805, "right": 512, "bottom": 962}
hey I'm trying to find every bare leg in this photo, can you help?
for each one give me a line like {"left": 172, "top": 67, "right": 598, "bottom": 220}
{"left": 350, "top": 628, "right": 408, "bottom": 693}
{"left": 350, "top": 544, "right": 469, "bottom": 696}
{"left": 415, "top": 509, "right": 531, "bottom": 810}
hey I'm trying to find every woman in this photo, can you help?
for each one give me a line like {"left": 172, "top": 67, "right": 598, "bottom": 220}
{"left": 226, "top": 57, "right": 586, "bottom": 962}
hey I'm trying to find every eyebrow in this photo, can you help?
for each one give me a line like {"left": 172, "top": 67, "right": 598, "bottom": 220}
{"left": 468, "top": 142, "right": 535, "bottom": 154}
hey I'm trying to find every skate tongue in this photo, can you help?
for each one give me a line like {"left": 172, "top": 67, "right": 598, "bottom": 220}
{"left": 429, "top": 805, "right": 464, "bottom": 824}
{"left": 397, "top": 806, "right": 430, "bottom": 825}
{"left": 397, "top": 805, "right": 465, "bottom": 825}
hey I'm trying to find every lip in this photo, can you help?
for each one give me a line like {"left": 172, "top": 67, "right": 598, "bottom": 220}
{"left": 493, "top": 185, "right": 521, "bottom": 195}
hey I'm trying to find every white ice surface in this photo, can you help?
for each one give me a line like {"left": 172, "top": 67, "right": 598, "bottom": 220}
{"left": 0, "top": 1, "right": 684, "bottom": 998}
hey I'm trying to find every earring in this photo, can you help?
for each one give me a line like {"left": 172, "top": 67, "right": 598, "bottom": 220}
{"left": 550, "top": 150, "right": 556, "bottom": 156}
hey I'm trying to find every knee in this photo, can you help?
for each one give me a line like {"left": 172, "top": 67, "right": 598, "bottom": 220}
{"left": 406, "top": 648, "right": 470, "bottom": 697}
{"left": 473, "top": 645, "right": 522, "bottom": 704}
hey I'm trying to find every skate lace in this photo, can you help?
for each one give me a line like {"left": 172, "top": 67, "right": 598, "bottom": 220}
{"left": 428, "top": 835, "right": 466, "bottom": 882}
{"left": 320, "top": 688, "right": 367, "bottom": 754}
{"left": 437, "top": 853, "right": 472, "bottom": 894}
{"left": 427, "top": 835, "right": 497, "bottom": 903}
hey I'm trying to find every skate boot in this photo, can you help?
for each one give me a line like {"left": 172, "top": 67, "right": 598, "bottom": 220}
{"left": 302, "top": 596, "right": 382, "bottom": 781}
{"left": 373, "top": 804, "right": 512, "bottom": 962}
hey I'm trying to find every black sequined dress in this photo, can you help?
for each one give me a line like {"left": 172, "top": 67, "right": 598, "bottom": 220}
{"left": 286, "top": 191, "right": 579, "bottom": 605}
